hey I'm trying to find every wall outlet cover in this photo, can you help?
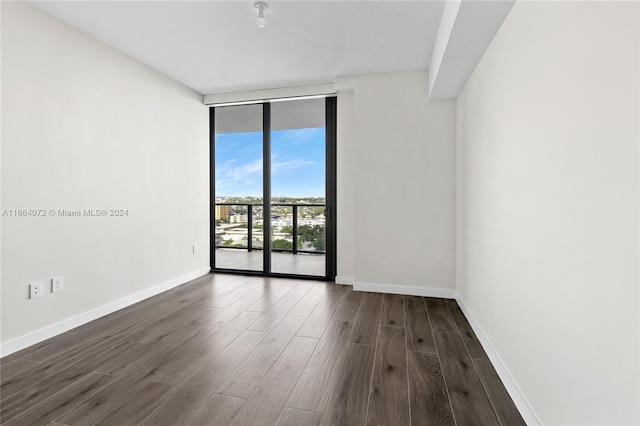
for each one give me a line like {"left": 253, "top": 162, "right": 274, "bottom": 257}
{"left": 52, "top": 276, "right": 64, "bottom": 293}
{"left": 30, "top": 282, "right": 43, "bottom": 299}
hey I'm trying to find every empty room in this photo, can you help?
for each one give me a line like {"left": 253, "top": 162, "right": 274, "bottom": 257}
{"left": 1, "top": 1, "right": 638, "bottom": 425}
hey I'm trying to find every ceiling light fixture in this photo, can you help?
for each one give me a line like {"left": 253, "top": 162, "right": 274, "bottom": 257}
{"left": 254, "top": 1, "right": 268, "bottom": 28}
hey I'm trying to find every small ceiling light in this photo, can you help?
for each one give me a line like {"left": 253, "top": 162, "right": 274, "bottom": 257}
{"left": 254, "top": 1, "right": 268, "bottom": 28}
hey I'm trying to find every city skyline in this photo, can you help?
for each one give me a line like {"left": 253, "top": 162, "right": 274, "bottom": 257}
{"left": 215, "top": 127, "right": 325, "bottom": 198}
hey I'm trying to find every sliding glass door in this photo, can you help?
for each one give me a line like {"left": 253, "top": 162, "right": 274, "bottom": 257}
{"left": 210, "top": 97, "right": 336, "bottom": 279}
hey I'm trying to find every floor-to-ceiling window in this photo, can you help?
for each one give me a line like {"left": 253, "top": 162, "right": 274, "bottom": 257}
{"left": 210, "top": 97, "right": 336, "bottom": 279}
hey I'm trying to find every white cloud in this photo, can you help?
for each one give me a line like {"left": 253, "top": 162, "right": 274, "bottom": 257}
{"left": 216, "top": 157, "right": 263, "bottom": 193}
{"left": 271, "top": 158, "right": 315, "bottom": 176}
{"left": 280, "top": 128, "right": 319, "bottom": 145}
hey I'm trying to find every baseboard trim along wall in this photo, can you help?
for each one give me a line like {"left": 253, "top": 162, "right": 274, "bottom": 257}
{"left": 0, "top": 266, "right": 211, "bottom": 357}
{"left": 335, "top": 276, "right": 355, "bottom": 285}
{"left": 354, "top": 281, "right": 456, "bottom": 299}
{"left": 455, "top": 294, "right": 541, "bottom": 425}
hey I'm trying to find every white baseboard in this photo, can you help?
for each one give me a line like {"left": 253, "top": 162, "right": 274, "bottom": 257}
{"left": 0, "top": 266, "right": 211, "bottom": 357}
{"left": 335, "top": 275, "right": 354, "bottom": 285}
{"left": 455, "top": 293, "right": 541, "bottom": 425}
{"left": 354, "top": 281, "right": 456, "bottom": 299}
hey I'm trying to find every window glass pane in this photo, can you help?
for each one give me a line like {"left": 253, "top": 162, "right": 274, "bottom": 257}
{"left": 270, "top": 98, "right": 326, "bottom": 276}
{"left": 214, "top": 104, "right": 263, "bottom": 271}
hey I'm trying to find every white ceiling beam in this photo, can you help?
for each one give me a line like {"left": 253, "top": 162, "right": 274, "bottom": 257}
{"left": 428, "top": 0, "right": 515, "bottom": 100}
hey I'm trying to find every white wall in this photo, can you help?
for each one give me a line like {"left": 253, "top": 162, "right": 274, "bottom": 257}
{"left": 457, "top": 1, "right": 639, "bottom": 424}
{"left": 336, "top": 70, "right": 456, "bottom": 295}
{"left": 1, "top": 2, "right": 210, "bottom": 348}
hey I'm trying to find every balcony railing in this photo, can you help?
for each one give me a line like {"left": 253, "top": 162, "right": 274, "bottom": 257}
{"left": 214, "top": 203, "right": 326, "bottom": 255}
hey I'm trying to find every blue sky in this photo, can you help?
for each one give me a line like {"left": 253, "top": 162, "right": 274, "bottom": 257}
{"left": 215, "top": 127, "right": 325, "bottom": 197}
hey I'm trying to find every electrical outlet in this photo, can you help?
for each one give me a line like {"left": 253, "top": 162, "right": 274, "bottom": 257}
{"left": 52, "top": 276, "right": 63, "bottom": 293}
{"left": 193, "top": 244, "right": 198, "bottom": 254}
{"left": 29, "top": 282, "right": 42, "bottom": 299}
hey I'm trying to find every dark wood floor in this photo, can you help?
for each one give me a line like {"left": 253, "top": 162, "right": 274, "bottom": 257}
{"left": 0, "top": 274, "right": 525, "bottom": 425}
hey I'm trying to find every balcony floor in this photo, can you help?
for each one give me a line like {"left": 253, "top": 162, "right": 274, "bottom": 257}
{"left": 214, "top": 248, "right": 326, "bottom": 277}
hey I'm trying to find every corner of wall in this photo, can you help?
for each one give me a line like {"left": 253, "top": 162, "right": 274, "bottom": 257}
{"left": 455, "top": 293, "right": 541, "bottom": 425}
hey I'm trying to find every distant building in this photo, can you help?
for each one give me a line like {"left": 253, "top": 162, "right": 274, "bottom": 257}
{"left": 229, "top": 214, "right": 248, "bottom": 224}
{"left": 215, "top": 205, "right": 230, "bottom": 221}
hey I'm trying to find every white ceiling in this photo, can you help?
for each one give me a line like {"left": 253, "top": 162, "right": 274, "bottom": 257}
{"left": 30, "top": 1, "right": 446, "bottom": 96}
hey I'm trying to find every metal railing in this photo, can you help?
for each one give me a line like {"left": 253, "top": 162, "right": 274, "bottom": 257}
{"left": 214, "top": 203, "right": 326, "bottom": 255}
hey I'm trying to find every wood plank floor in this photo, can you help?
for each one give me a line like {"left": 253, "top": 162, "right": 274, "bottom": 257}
{"left": 0, "top": 274, "right": 525, "bottom": 425}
